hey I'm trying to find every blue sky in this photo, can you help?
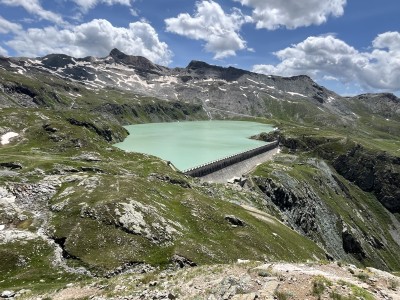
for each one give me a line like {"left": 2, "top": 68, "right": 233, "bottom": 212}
{"left": 0, "top": 0, "right": 399, "bottom": 96}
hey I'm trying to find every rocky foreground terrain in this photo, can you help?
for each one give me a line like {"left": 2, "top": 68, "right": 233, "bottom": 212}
{"left": 0, "top": 50, "right": 399, "bottom": 299}
{"left": 3, "top": 261, "right": 400, "bottom": 299}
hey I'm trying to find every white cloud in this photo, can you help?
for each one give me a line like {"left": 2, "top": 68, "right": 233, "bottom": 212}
{"left": 373, "top": 31, "right": 400, "bottom": 51}
{"left": 6, "top": 19, "right": 172, "bottom": 65}
{"left": 0, "top": 45, "right": 8, "bottom": 56}
{"left": 130, "top": 8, "right": 139, "bottom": 17}
{"left": 0, "top": 0, "right": 64, "bottom": 24}
{"left": 71, "top": 0, "right": 132, "bottom": 12}
{"left": 252, "top": 32, "right": 400, "bottom": 92}
{"left": 0, "top": 15, "right": 22, "bottom": 33}
{"left": 234, "top": 0, "right": 346, "bottom": 30}
{"left": 165, "top": 0, "right": 251, "bottom": 59}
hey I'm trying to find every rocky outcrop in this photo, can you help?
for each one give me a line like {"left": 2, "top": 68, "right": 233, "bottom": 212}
{"left": 333, "top": 145, "right": 400, "bottom": 213}
{"left": 0, "top": 162, "right": 22, "bottom": 170}
{"left": 93, "top": 101, "right": 205, "bottom": 125}
{"left": 252, "top": 157, "right": 400, "bottom": 269}
{"left": 278, "top": 133, "right": 400, "bottom": 214}
{"left": 1, "top": 82, "right": 38, "bottom": 107}
{"left": 254, "top": 174, "right": 346, "bottom": 260}
{"left": 186, "top": 60, "right": 251, "bottom": 81}
{"left": 224, "top": 215, "right": 245, "bottom": 227}
{"left": 171, "top": 254, "right": 197, "bottom": 268}
{"left": 109, "top": 48, "right": 164, "bottom": 75}
{"left": 342, "top": 227, "right": 366, "bottom": 260}
{"left": 250, "top": 130, "right": 280, "bottom": 142}
{"left": 67, "top": 117, "right": 128, "bottom": 142}
{"left": 42, "top": 54, "right": 77, "bottom": 69}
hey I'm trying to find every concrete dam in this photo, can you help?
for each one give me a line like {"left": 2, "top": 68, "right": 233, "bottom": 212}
{"left": 183, "top": 140, "right": 279, "bottom": 178}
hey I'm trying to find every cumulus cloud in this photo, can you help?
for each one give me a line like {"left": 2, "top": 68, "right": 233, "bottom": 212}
{"left": 373, "top": 31, "right": 400, "bottom": 51}
{"left": 165, "top": 0, "right": 251, "bottom": 59}
{"left": 234, "top": 0, "right": 346, "bottom": 29}
{"left": 0, "top": 15, "right": 22, "bottom": 33}
{"left": 252, "top": 32, "right": 400, "bottom": 92}
{"left": 71, "top": 0, "right": 132, "bottom": 12}
{"left": 6, "top": 19, "right": 172, "bottom": 65}
{"left": 0, "top": 0, "right": 64, "bottom": 24}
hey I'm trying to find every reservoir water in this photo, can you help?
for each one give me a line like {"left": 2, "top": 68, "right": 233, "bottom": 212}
{"left": 114, "top": 120, "right": 274, "bottom": 171}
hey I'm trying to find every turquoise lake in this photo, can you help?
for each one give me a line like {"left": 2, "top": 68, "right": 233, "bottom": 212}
{"left": 114, "top": 120, "right": 274, "bottom": 171}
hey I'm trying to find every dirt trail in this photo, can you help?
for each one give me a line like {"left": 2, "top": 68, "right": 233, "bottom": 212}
{"left": 241, "top": 204, "right": 277, "bottom": 225}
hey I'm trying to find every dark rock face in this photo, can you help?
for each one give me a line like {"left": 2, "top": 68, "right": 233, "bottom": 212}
{"left": 53, "top": 237, "right": 79, "bottom": 260}
{"left": 252, "top": 158, "right": 397, "bottom": 267}
{"left": 0, "top": 162, "right": 22, "bottom": 170}
{"left": 109, "top": 48, "right": 162, "bottom": 74}
{"left": 256, "top": 177, "right": 320, "bottom": 236}
{"left": 42, "top": 54, "right": 76, "bottom": 69}
{"left": 186, "top": 60, "right": 251, "bottom": 81}
{"left": 224, "top": 215, "right": 245, "bottom": 227}
{"left": 63, "top": 66, "right": 96, "bottom": 81}
{"left": 67, "top": 117, "right": 128, "bottom": 142}
{"left": 171, "top": 254, "right": 197, "bottom": 268}
{"left": 255, "top": 173, "right": 348, "bottom": 261}
{"left": 342, "top": 227, "right": 366, "bottom": 260}
{"left": 2, "top": 82, "right": 38, "bottom": 107}
{"left": 278, "top": 133, "right": 399, "bottom": 214}
{"left": 333, "top": 145, "right": 400, "bottom": 213}
{"left": 43, "top": 123, "right": 58, "bottom": 133}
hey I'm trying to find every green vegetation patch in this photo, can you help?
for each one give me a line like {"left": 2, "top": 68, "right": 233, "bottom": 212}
{"left": 0, "top": 239, "right": 86, "bottom": 292}
{"left": 49, "top": 173, "right": 325, "bottom": 274}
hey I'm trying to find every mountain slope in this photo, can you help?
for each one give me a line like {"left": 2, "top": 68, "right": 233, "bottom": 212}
{"left": 2, "top": 49, "right": 399, "bottom": 127}
{"left": 0, "top": 50, "right": 399, "bottom": 295}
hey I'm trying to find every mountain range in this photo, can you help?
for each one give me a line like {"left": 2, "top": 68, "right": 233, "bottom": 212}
{"left": 2, "top": 48, "right": 399, "bottom": 124}
{"left": 0, "top": 49, "right": 399, "bottom": 299}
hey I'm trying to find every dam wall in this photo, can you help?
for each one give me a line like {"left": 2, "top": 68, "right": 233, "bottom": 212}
{"left": 183, "top": 140, "right": 279, "bottom": 177}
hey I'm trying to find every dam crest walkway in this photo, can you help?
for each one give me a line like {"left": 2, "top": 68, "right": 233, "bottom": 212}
{"left": 183, "top": 140, "right": 279, "bottom": 180}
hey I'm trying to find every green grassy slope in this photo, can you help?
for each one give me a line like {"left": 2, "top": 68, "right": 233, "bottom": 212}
{"left": 1, "top": 67, "right": 399, "bottom": 294}
{"left": 0, "top": 107, "right": 326, "bottom": 291}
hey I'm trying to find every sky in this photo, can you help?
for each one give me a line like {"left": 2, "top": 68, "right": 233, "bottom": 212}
{"left": 0, "top": 0, "right": 399, "bottom": 96}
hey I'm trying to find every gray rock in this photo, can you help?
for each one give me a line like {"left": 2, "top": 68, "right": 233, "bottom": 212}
{"left": 342, "top": 227, "right": 366, "bottom": 259}
{"left": 0, "top": 162, "right": 22, "bottom": 170}
{"left": 225, "top": 215, "right": 245, "bottom": 227}
{"left": 171, "top": 254, "right": 197, "bottom": 268}
{"left": 1, "top": 290, "right": 15, "bottom": 298}
{"left": 73, "top": 153, "right": 102, "bottom": 162}
{"left": 149, "top": 281, "right": 158, "bottom": 287}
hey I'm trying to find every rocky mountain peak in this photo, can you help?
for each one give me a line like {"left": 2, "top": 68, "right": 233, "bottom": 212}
{"left": 185, "top": 60, "right": 251, "bottom": 81}
{"left": 109, "top": 48, "right": 127, "bottom": 59}
{"left": 369, "top": 93, "right": 398, "bottom": 103}
{"left": 108, "top": 48, "right": 160, "bottom": 73}
{"left": 383, "top": 93, "right": 399, "bottom": 102}
{"left": 186, "top": 60, "right": 212, "bottom": 70}
{"left": 41, "top": 53, "right": 76, "bottom": 69}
